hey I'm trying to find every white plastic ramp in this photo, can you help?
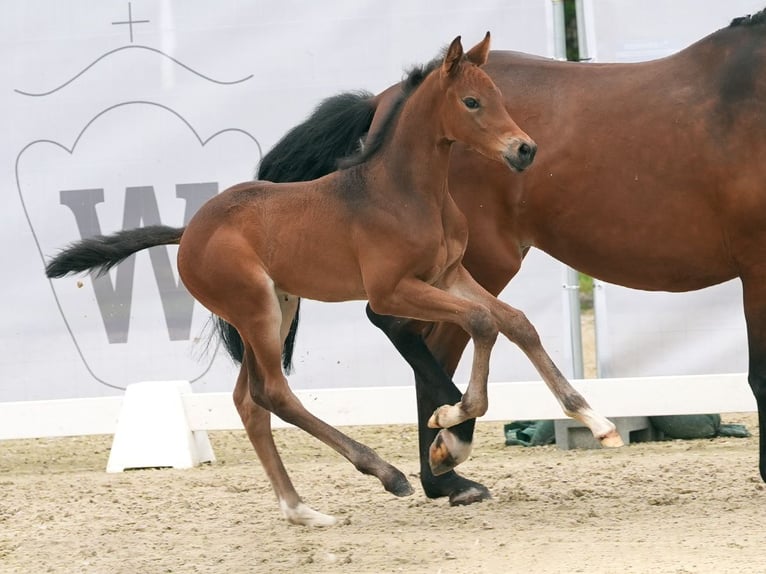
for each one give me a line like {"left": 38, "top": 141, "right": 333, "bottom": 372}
{"left": 106, "top": 380, "right": 215, "bottom": 473}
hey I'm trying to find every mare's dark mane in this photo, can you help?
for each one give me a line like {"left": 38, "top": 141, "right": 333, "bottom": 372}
{"left": 339, "top": 57, "right": 442, "bottom": 169}
{"left": 730, "top": 6, "right": 766, "bottom": 27}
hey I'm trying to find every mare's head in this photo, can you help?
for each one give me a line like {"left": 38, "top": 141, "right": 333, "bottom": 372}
{"left": 439, "top": 33, "right": 536, "bottom": 171}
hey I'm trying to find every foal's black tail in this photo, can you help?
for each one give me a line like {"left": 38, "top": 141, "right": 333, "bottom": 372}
{"left": 214, "top": 90, "right": 377, "bottom": 371}
{"left": 45, "top": 225, "right": 184, "bottom": 279}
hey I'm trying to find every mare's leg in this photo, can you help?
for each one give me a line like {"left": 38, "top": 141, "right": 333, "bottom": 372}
{"left": 742, "top": 274, "right": 766, "bottom": 482}
{"left": 365, "top": 306, "right": 490, "bottom": 505}
{"left": 427, "top": 267, "right": 622, "bottom": 471}
{"left": 237, "top": 279, "right": 413, "bottom": 509}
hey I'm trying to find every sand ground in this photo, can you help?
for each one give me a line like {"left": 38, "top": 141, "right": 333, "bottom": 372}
{"left": 2, "top": 311, "right": 764, "bottom": 573}
{"left": 1, "top": 415, "right": 763, "bottom": 574}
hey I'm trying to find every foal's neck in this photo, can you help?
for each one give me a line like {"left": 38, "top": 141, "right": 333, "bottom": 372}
{"left": 378, "top": 73, "right": 454, "bottom": 199}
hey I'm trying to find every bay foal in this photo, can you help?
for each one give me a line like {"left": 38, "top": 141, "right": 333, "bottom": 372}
{"left": 47, "top": 34, "right": 620, "bottom": 525}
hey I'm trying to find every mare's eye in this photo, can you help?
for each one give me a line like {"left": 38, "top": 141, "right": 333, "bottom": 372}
{"left": 463, "top": 97, "right": 480, "bottom": 110}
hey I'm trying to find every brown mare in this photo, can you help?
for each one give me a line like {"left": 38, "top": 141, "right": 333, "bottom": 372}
{"left": 214, "top": 8, "right": 766, "bottom": 504}
{"left": 45, "top": 35, "right": 621, "bottom": 526}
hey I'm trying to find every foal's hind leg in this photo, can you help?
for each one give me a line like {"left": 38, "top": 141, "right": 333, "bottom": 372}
{"left": 231, "top": 293, "right": 336, "bottom": 526}
{"left": 233, "top": 356, "right": 336, "bottom": 527}
{"left": 238, "top": 281, "right": 413, "bottom": 507}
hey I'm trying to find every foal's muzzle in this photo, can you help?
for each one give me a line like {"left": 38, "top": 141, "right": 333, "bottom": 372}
{"left": 504, "top": 139, "right": 537, "bottom": 172}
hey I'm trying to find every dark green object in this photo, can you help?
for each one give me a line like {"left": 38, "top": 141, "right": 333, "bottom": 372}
{"left": 649, "top": 414, "right": 750, "bottom": 440}
{"left": 505, "top": 415, "right": 750, "bottom": 447}
{"left": 717, "top": 423, "right": 751, "bottom": 438}
{"left": 649, "top": 414, "right": 720, "bottom": 439}
{"left": 504, "top": 420, "right": 555, "bottom": 447}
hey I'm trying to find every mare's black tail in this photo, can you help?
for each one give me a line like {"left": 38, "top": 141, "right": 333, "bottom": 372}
{"left": 214, "top": 90, "right": 377, "bottom": 371}
{"left": 45, "top": 225, "right": 184, "bottom": 278}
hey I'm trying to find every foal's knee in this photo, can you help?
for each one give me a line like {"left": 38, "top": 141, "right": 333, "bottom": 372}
{"left": 506, "top": 309, "right": 541, "bottom": 350}
{"left": 462, "top": 392, "right": 489, "bottom": 419}
{"left": 466, "top": 305, "right": 498, "bottom": 344}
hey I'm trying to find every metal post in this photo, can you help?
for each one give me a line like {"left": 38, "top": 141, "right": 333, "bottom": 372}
{"left": 565, "top": 266, "right": 585, "bottom": 379}
{"left": 552, "top": 0, "right": 567, "bottom": 60}
{"left": 575, "top": 0, "right": 594, "bottom": 61}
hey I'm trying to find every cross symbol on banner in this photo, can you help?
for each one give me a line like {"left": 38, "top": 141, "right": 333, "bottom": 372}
{"left": 111, "top": 2, "right": 150, "bottom": 43}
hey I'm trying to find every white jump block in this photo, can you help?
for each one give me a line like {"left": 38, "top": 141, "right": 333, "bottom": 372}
{"left": 106, "top": 380, "right": 215, "bottom": 473}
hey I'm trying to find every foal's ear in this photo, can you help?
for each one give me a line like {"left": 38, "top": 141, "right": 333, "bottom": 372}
{"left": 442, "top": 35, "right": 464, "bottom": 77}
{"left": 465, "top": 31, "right": 491, "bottom": 67}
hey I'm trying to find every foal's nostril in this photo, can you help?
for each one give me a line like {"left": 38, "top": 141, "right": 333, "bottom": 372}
{"left": 519, "top": 142, "right": 536, "bottom": 162}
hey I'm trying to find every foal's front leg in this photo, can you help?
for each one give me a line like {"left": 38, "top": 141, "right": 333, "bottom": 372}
{"left": 365, "top": 306, "right": 491, "bottom": 505}
{"left": 427, "top": 267, "right": 623, "bottom": 467}
{"left": 367, "top": 272, "right": 501, "bottom": 473}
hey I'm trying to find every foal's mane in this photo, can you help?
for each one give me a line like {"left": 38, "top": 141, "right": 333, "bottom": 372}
{"left": 729, "top": 6, "right": 766, "bottom": 27}
{"left": 339, "top": 56, "right": 442, "bottom": 169}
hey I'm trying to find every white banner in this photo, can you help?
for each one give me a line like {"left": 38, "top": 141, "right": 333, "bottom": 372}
{"left": 579, "top": 0, "right": 764, "bottom": 62}
{"left": 594, "top": 280, "right": 748, "bottom": 378}
{"left": 1, "top": 1, "right": 565, "bottom": 401}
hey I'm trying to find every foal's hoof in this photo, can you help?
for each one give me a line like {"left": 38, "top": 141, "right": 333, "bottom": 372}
{"left": 428, "top": 404, "right": 461, "bottom": 429}
{"left": 280, "top": 500, "right": 337, "bottom": 527}
{"left": 428, "top": 429, "right": 472, "bottom": 476}
{"left": 599, "top": 429, "right": 625, "bottom": 448}
{"left": 384, "top": 468, "right": 415, "bottom": 497}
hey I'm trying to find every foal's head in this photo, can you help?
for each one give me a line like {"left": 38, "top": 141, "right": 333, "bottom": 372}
{"left": 439, "top": 33, "right": 536, "bottom": 172}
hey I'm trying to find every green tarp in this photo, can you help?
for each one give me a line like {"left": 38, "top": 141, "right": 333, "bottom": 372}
{"left": 505, "top": 415, "right": 750, "bottom": 447}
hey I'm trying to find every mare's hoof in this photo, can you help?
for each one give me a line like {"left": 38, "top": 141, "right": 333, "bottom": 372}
{"left": 428, "top": 429, "right": 472, "bottom": 476}
{"left": 449, "top": 482, "right": 491, "bottom": 506}
{"left": 422, "top": 472, "right": 492, "bottom": 506}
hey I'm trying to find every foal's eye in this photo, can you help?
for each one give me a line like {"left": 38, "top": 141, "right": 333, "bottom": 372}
{"left": 462, "top": 97, "right": 480, "bottom": 110}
